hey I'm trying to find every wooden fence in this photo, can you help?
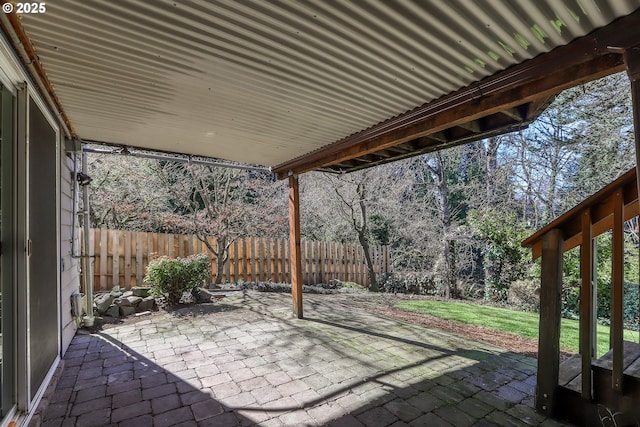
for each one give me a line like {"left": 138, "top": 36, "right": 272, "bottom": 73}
{"left": 82, "top": 228, "right": 389, "bottom": 292}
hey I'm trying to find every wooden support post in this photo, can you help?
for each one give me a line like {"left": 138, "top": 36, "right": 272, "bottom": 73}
{"left": 536, "top": 229, "right": 564, "bottom": 417}
{"left": 288, "top": 174, "right": 303, "bottom": 319}
{"left": 625, "top": 49, "right": 640, "bottom": 355}
{"left": 592, "top": 237, "right": 598, "bottom": 358}
{"left": 611, "top": 191, "right": 624, "bottom": 391}
{"left": 580, "top": 208, "right": 593, "bottom": 400}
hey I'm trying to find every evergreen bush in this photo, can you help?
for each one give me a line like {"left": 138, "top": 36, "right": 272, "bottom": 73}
{"left": 144, "top": 253, "right": 211, "bottom": 305}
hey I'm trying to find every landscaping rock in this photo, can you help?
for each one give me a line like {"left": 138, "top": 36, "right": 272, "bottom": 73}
{"left": 136, "top": 297, "right": 156, "bottom": 312}
{"left": 104, "top": 304, "right": 120, "bottom": 317}
{"left": 94, "top": 294, "right": 115, "bottom": 314}
{"left": 131, "top": 287, "right": 151, "bottom": 298}
{"left": 194, "top": 288, "right": 213, "bottom": 303}
{"left": 114, "top": 297, "right": 132, "bottom": 307}
{"left": 119, "top": 305, "right": 136, "bottom": 317}
{"left": 127, "top": 296, "right": 143, "bottom": 306}
{"left": 95, "top": 293, "right": 155, "bottom": 318}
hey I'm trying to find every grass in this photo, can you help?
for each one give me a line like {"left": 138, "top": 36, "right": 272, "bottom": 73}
{"left": 396, "top": 299, "right": 640, "bottom": 357}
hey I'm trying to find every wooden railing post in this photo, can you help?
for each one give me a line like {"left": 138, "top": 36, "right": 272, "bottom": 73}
{"left": 611, "top": 191, "right": 624, "bottom": 391}
{"left": 523, "top": 166, "right": 639, "bottom": 423}
{"left": 536, "top": 228, "right": 564, "bottom": 416}
{"left": 580, "top": 208, "right": 594, "bottom": 400}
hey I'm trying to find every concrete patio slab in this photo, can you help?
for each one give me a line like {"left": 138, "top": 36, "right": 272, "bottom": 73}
{"left": 36, "top": 291, "right": 572, "bottom": 426}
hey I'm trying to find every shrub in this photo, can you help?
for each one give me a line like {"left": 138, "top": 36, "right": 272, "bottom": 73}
{"left": 144, "top": 253, "right": 211, "bottom": 305}
{"left": 561, "top": 281, "right": 640, "bottom": 328}
{"left": 230, "top": 281, "right": 366, "bottom": 294}
{"left": 378, "top": 272, "right": 440, "bottom": 295}
{"left": 507, "top": 279, "right": 539, "bottom": 312}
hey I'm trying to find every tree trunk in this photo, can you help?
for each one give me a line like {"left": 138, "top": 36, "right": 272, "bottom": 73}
{"left": 484, "top": 137, "right": 499, "bottom": 299}
{"left": 198, "top": 233, "right": 230, "bottom": 285}
{"left": 356, "top": 183, "right": 378, "bottom": 291}
{"left": 214, "top": 236, "right": 227, "bottom": 285}
{"left": 542, "top": 142, "right": 561, "bottom": 223}
{"left": 430, "top": 152, "right": 457, "bottom": 298}
{"left": 485, "top": 137, "right": 499, "bottom": 206}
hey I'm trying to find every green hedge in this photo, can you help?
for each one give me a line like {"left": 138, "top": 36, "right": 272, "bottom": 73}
{"left": 144, "top": 253, "right": 211, "bottom": 305}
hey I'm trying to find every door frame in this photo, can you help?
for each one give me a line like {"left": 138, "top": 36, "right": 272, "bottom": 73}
{"left": 0, "top": 29, "right": 62, "bottom": 416}
{"left": 23, "top": 89, "right": 61, "bottom": 409}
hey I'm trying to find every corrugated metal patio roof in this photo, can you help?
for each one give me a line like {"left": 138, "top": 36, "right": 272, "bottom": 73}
{"left": 9, "top": 0, "right": 640, "bottom": 171}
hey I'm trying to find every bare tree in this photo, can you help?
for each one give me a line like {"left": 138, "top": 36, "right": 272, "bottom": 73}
{"left": 154, "top": 162, "right": 286, "bottom": 284}
{"left": 328, "top": 172, "right": 379, "bottom": 291}
{"left": 88, "top": 154, "right": 167, "bottom": 230}
{"left": 421, "top": 152, "right": 458, "bottom": 298}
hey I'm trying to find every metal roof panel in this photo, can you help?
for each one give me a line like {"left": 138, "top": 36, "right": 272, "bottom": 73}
{"left": 18, "top": 0, "right": 640, "bottom": 166}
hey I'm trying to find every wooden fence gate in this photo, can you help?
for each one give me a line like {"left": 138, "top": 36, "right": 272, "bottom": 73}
{"left": 82, "top": 229, "right": 390, "bottom": 292}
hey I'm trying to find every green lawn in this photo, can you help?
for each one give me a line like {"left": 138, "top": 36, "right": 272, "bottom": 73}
{"left": 396, "top": 299, "right": 640, "bottom": 357}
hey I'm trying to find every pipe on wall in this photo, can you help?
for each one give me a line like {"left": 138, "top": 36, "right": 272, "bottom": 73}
{"left": 81, "top": 149, "right": 94, "bottom": 324}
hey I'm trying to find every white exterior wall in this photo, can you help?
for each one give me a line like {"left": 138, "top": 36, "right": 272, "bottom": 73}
{"left": 0, "top": 26, "right": 81, "bottom": 425}
{"left": 59, "top": 152, "right": 79, "bottom": 354}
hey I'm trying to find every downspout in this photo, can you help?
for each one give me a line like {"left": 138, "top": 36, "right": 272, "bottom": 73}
{"left": 81, "top": 149, "right": 94, "bottom": 325}
{"left": 70, "top": 149, "right": 80, "bottom": 257}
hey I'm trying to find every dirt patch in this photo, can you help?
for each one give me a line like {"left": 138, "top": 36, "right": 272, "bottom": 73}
{"left": 358, "top": 303, "right": 574, "bottom": 361}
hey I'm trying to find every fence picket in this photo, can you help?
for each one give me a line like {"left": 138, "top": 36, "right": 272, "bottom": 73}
{"left": 280, "top": 239, "right": 291, "bottom": 283}
{"left": 84, "top": 229, "right": 389, "bottom": 291}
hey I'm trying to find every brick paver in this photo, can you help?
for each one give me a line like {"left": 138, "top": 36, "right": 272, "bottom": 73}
{"left": 36, "top": 292, "right": 573, "bottom": 426}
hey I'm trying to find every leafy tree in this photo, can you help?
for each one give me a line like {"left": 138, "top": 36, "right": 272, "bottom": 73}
{"left": 468, "top": 208, "right": 528, "bottom": 301}
{"left": 367, "top": 212, "right": 391, "bottom": 246}
{"left": 565, "top": 73, "right": 635, "bottom": 203}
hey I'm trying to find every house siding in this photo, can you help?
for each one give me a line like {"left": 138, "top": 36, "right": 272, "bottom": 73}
{"left": 0, "top": 25, "right": 79, "bottom": 424}
{"left": 59, "top": 151, "right": 79, "bottom": 355}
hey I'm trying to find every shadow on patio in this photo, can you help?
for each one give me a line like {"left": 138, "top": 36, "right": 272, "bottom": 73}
{"left": 37, "top": 292, "right": 570, "bottom": 426}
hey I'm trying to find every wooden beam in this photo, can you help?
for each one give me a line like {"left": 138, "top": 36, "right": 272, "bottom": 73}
{"left": 611, "top": 190, "right": 624, "bottom": 392}
{"left": 525, "top": 96, "right": 556, "bottom": 120}
{"left": 536, "top": 229, "right": 564, "bottom": 417}
{"left": 428, "top": 131, "right": 448, "bottom": 143}
{"left": 501, "top": 107, "right": 524, "bottom": 121}
{"left": 326, "top": 113, "right": 536, "bottom": 174}
{"left": 580, "top": 208, "right": 593, "bottom": 400}
{"left": 288, "top": 174, "right": 303, "bottom": 319}
{"left": 275, "top": 53, "right": 622, "bottom": 178}
{"left": 272, "top": 9, "right": 640, "bottom": 179}
{"left": 457, "top": 120, "right": 481, "bottom": 133}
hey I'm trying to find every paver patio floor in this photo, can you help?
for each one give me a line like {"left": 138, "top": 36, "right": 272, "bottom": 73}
{"left": 38, "top": 291, "right": 571, "bottom": 426}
